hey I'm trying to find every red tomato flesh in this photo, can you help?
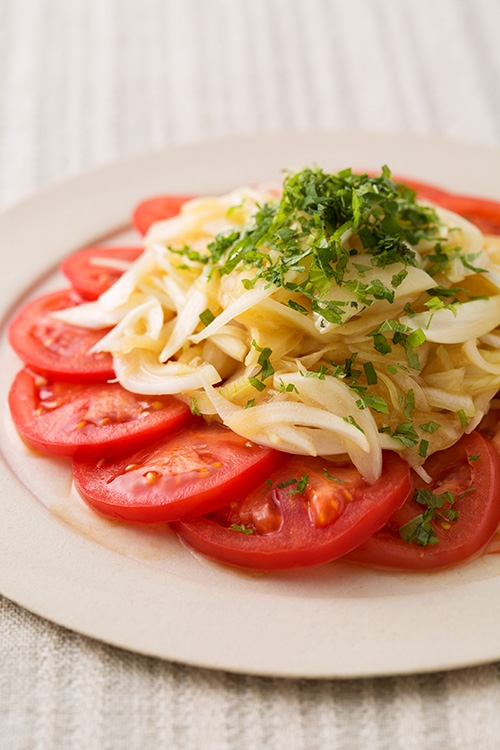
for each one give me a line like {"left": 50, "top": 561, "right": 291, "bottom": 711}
{"left": 345, "top": 432, "right": 500, "bottom": 570}
{"left": 60, "top": 246, "right": 143, "bottom": 300}
{"left": 72, "top": 422, "right": 284, "bottom": 522}
{"left": 8, "top": 289, "right": 114, "bottom": 383}
{"left": 132, "top": 195, "right": 196, "bottom": 236}
{"left": 9, "top": 368, "right": 193, "bottom": 458}
{"left": 171, "top": 452, "right": 412, "bottom": 570}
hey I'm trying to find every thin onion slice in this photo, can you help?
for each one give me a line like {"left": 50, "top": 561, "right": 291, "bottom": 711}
{"left": 401, "top": 296, "right": 500, "bottom": 343}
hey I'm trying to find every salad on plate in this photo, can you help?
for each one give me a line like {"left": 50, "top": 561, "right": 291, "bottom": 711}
{"left": 8, "top": 165, "right": 500, "bottom": 571}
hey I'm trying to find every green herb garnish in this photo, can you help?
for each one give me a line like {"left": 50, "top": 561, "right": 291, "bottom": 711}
{"left": 229, "top": 524, "right": 253, "bottom": 535}
{"left": 399, "top": 487, "right": 463, "bottom": 546}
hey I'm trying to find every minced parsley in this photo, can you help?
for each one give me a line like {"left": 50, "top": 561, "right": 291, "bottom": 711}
{"left": 174, "top": 167, "right": 473, "bottom": 464}
{"left": 202, "top": 166, "right": 441, "bottom": 320}
{"left": 399, "top": 487, "right": 462, "bottom": 546}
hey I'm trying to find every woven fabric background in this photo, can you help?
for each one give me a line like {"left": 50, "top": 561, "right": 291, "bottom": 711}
{"left": 2, "top": 1, "right": 500, "bottom": 748}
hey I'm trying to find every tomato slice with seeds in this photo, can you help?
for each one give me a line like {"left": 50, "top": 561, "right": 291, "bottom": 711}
{"left": 132, "top": 195, "right": 196, "bottom": 236}
{"left": 345, "top": 432, "right": 500, "bottom": 570}
{"left": 171, "top": 452, "right": 412, "bottom": 570}
{"left": 9, "top": 368, "right": 193, "bottom": 458}
{"left": 8, "top": 289, "right": 114, "bottom": 383}
{"left": 60, "top": 246, "right": 143, "bottom": 300}
{"left": 72, "top": 422, "right": 284, "bottom": 522}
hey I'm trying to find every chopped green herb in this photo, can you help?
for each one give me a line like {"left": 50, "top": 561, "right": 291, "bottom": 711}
{"left": 277, "top": 476, "right": 310, "bottom": 495}
{"left": 343, "top": 415, "right": 365, "bottom": 432}
{"left": 248, "top": 377, "right": 266, "bottom": 392}
{"left": 406, "top": 328, "right": 426, "bottom": 349}
{"left": 399, "top": 510, "right": 439, "bottom": 546}
{"left": 279, "top": 379, "right": 299, "bottom": 394}
{"left": 403, "top": 389, "right": 415, "bottom": 420}
{"left": 305, "top": 364, "right": 330, "bottom": 380}
{"left": 190, "top": 397, "right": 201, "bottom": 416}
{"left": 353, "top": 263, "right": 371, "bottom": 276}
{"left": 363, "top": 361, "right": 378, "bottom": 385}
{"left": 420, "top": 421, "right": 440, "bottom": 434}
{"left": 390, "top": 422, "right": 419, "bottom": 448}
{"left": 251, "top": 340, "right": 275, "bottom": 382}
{"left": 199, "top": 308, "right": 215, "bottom": 327}
{"left": 355, "top": 392, "right": 390, "bottom": 414}
{"left": 289, "top": 474, "right": 309, "bottom": 494}
{"left": 202, "top": 166, "right": 440, "bottom": 319}
{"left": 399, "top": 487, "right": 462, "bottom": 547}
{"left": 418, "top": 439, "right": 429, "bottom": 458}
{"left": 229, "top": 524, "right": 253, "bottom": 535}
{"left": 323, "top": 469, "right": 347, "bottom": 484}
{"left": 277, "top": 478, "right": 297, "bottom": 489}
{"left": 457, "top": 409, "right": 469, "bottom": 427}
{"left": 287, "top": 299, "right": 309, "bottom": 315}
{"left": 260, "top": 478, "right": 273, "bottom": 493}
{"left": 391, "top": 268, "right": 408, "bottom": 288}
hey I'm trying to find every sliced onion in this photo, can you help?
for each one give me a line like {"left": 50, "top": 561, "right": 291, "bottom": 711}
{"left": 114, "top": 349, "right": 220, "bottom": 395}
{"left": 98, "top": 247, "right": 156, "bottom": 311}
{"left": 190, "top": 285, "right": 275, "bottom": 344}
{"left": 401, "top": 296, "right": 500, "bottom": 343}
{"left": 50, "top": 300, "right": 119, "bottom": 329}
{"left": 91, "top": 297, "right": 165, "bottom": 354}
{"left": 159, "top": 278, "right": 210, "bottom": 362}
{"left": 464, "top": 338, "right": 500, "bottom": 375}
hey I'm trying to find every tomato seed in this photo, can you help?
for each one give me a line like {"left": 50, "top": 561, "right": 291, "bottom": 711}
{"left": 150, "top": 401, "right": 164, "bottom": 410}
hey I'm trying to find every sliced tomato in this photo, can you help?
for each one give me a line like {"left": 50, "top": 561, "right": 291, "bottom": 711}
{"left": 72, "top": 422, "right": 283, "bottom": 522}
{"left": 60, "top": 246, "right": 143, "bottom": 300}
{"left": 395, "top": 175, "right": 500, "bottom": 235}
{"left": 8, "top": 289, "right": 114, "bottom": 383}
{"left": 9, "top": 368, "right": 193, "bottom": 458}
{"left": 132, "top": 195, "right": 196, "bottom": 236}
{"left": 394, "top": 175, "right": 449, "bottom": 204}
{"left": 171, "top": 452, "right": 412, "bottom": 570}
{"left": 345, "top": 432, "right": 500, "bottom": 570}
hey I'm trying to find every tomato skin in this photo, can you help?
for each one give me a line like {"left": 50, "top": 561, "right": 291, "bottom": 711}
{"left": 394, "top": 176, "right": 449, "bottom": 204}
{"left": 395, "top": 175, "right": 500, "bottom": 235}
{"left": 346, "top": 432, "right": 500, "bottom": 570}
{"left": 132, "top": 195, "right": 196, "bottom": 236}
{"left": 60, "top": 246, "right": 143, "bottom": 300}
{"left": 72, "top": 423, "right": 284, "bottom": 523}
{"left": 171, "top": 452, "right": 412, "bottom": 570}
{"left": 9, "top": 368, "right": 193, "bottom": 458}
{"left": 8, "top": 289, "right": 114, "bottom": 383}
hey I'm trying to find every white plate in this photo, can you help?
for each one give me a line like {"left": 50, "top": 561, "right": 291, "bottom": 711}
{"left": 2, "top": 132, "right": 500, "bottom": 679}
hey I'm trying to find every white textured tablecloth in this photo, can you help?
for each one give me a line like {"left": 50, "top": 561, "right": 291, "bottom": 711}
{"left": 2, "top": 1, "right": 500, "bottom": 748}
